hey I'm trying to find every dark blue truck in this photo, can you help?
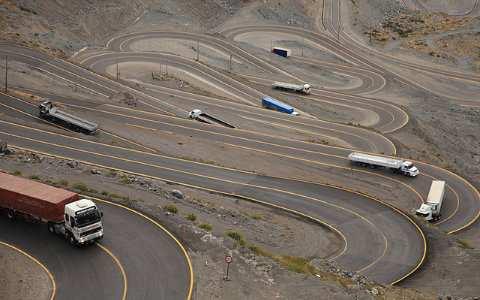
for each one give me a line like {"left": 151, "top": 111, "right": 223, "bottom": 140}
{"left": 261, "top": 96, "right": 298, "bottom": 115}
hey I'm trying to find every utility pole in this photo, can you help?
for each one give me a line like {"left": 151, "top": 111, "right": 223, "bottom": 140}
{"left": 301, "top": 21, "right": 305, "bottom": 57}
{"left": 4, "top": 55, "right": 8, "bottom": 93}
{"left": 337, "top": 1, "right": 341, "bottom": 41}
{"left": 116, "top": 62, "right": 119, "bottom": 81}
{"left": 4, "top": 55, "right": 9, "bottom": 93}
{"left": 196, "top": 40, "right": 199, "bottom": 61}
{"left": 321, "top": 0, "right": 326, "bottom": 30}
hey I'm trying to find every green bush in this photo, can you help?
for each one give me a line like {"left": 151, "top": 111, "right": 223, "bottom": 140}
{"left": 277, "top": 256, "right": 316, "bottom": 274}
{"left": 12, "top": 170, "right": 22, "bottom": 176}
{"left": 199, "top": 223, "right": 212, "bottom": 231}
{"left": 226, "top": 230, "right": 246, "bottom": 246}
{"left": 251, "top": 213, "right": 263, "bottom": 220}
{"left": 163, "top": 204, "right": 178, "bottom": 214}
{"left": 29, "top": 175, "right": 40, "bottom": 180}
{"left": 186, "top": 213, "right": 197, "bottom": 222}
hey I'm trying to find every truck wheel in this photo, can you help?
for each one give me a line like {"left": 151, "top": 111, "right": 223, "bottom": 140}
{"left": 7, "top": 209, "right": 15, "bottom": 220}
{"left": 47, "top": 223, "right": 55, "bottom": 234}
{"left": 69, "top": 235, "right": 77, "bottom": 246}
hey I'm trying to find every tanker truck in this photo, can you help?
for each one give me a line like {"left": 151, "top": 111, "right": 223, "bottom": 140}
{"left": 0, "top": 172, "right": 104, "bottom": 246}
{"left": 348, "top": 152, "right": 419, "bottom": 177}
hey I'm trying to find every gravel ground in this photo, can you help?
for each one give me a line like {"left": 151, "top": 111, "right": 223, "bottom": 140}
{"left": 0, "top": 243, "right": 52, "bottom": 300}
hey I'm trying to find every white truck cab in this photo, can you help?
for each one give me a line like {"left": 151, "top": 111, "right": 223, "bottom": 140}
{"left": 188, "top": 109, "right": 202, "bottom": 119}
{"left": 62, "top": 199, "right": 104, "bottom": 245}
{"left": 400, "top": 161, "right": 419, "bottom": 177}
{"left": 302, "top": 84, "right": 311, "bottom": 94}
{"left": 416, "top": 180, "right": 445, "bottom": 222}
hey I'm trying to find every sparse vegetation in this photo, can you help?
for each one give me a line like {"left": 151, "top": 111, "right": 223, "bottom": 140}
{"left": 101, "top": 191, "right": 109, "bottom": 196}
{"left": 12, "top": 170, "right": 22, "bottom": 176}
{"left": 120, "top": 174, "right": 131, "bottom": 184}
{"left": 163, "top": 204, "right": 178, "bottom": 214}
{"left": 72, "top": 182, "right": 88, "bottom": 192}
{"left": 29, "top": 175, "right": 40, "bottom": 180}
{"left": 109, "top": 193, "right": 121, "bottom": 199}
{"left": 277, "top": 256, "right": 317, "bottom": 274}
{"left": 58, "top": 179, "right": 69, "bottom": 186}
{"left": 226, "top": 230, "right": 246, "bottom": 246}
{"left": 247, "top": 244, "right": 316, "bottom": 275}
{"left": 186, "top": 213, "right": 197, "bottom": 222}
{"left": 250, "top": 213, "right": 263, "bottom": 220}
{"left": 457, "top": 239, "right": 474, "bottom": 250}
{"left": 199, "top": 223, "right": 212, "bottom": 231}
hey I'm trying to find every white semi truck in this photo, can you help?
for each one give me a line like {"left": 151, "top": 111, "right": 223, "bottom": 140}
{"left": 272, "top": 82, "right": 311, "bottom": 95}
{"left": 416, "top": 180, "right": 446, "bottom": 222}
{"left": 348, "top": 152, "right": 419, "bottom": 177}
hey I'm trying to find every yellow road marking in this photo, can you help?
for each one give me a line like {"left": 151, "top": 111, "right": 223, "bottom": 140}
{"left": 92, "top": 198, "right": 194, "bottom": 300}
{"left": 240, "top": 115, "right": 352, "bottom": 148}
{"left": 0, "top": 115, "right": 425, "bottom": 217}
{"left": 24, "top": 142, "right": 423, "bottom": 284}
{"left": 96, "top": 243, "right": 128, "bottom": 300}
{"left": 0, "top": 241, "right": 56, "bottom": 300}
{"left": 6, "top": 137, "right": 417, "bottom": 277}
{"left": 126, "top": 123, "right": 158, "bottom": 131}
{"left": 100, "top": 129, "right": 158, "bottom": 153}
{"left": 2, "top": 94, "right": 428, "bottom": 284}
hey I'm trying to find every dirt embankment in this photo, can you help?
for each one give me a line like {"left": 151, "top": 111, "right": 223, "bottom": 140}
{"left": 0, "top": 0, "right": 145, "bottom": 56}
{"left": 348, "top": 0, "right": 480, "bottom": 71}
{"left": 0, "top": 243, "right": 52, "bottom": 300}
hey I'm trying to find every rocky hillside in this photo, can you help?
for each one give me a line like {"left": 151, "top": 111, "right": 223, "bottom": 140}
{"left": 0, "top": 0, "right": 145, "bottom": 56}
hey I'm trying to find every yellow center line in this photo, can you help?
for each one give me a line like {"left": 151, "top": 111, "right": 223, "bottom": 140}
{"left": 91, "top": 198, "right": 194, "bottom": 300}
{"left": 0, "top": 241, "right": 57, "bottom": 300}
{"left": 96, "top": 243, "right": 128, "bottom": 300}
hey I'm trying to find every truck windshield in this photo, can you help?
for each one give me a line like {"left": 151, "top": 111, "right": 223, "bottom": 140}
{"left": 75, "top": 209, "right": 101, "bottom": 228}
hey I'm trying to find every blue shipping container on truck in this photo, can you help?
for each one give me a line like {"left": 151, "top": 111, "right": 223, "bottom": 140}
{"left": 272, "top": 47, "right": 291, "bottom": 57}
{"left": 262, "top": 96, "right": 294, "bottom": 114}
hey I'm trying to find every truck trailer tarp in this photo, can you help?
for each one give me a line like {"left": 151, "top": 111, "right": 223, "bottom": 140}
{"left": 0, "top": 172, "right": 79, "bottom": 222}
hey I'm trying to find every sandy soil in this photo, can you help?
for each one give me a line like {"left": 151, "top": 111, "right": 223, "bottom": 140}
{"left": 0, "top": 243, "right": 52, "bottom": 300}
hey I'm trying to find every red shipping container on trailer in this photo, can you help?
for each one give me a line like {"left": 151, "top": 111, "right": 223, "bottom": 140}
{"left": 0, "top": 172, "right": 79, "bottom": 223}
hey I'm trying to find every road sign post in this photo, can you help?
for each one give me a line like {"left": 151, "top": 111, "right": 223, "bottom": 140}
{"left": 224, "top": 255, "right": 232, "bottom": 281}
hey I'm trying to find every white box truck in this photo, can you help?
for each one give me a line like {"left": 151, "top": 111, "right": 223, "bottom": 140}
{"left": 348, "top": 152, "right": 419, "bottom": 177}
{"left": 272, "top": 82, "right": 311, "bottom": 95}
{"left": 416, "top": 180, "right": 446, "bottom": 222}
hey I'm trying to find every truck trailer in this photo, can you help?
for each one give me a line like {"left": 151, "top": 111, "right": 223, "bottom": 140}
{"left": 39, "top": 100, "right": 98, "bottom": 134}
{"left": 188, "top": 109, "right": 235, "bottom": 128}
{"left": 272, "top": 82, "right": 311, "bottom": 95}
{"left": 348, "top": 152, "right": 419, "bottom": 177}
{"left": 261, "top": 96, "right": 298, "bottom": 116}
{"left": 416, "top": 180, "right": 446, "bottom": 221}
{"left": 272, "top": 47, "right": 291, "bottom": 58}
{"left": 0, "top": 172, "right": 104, "bottom": 246}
